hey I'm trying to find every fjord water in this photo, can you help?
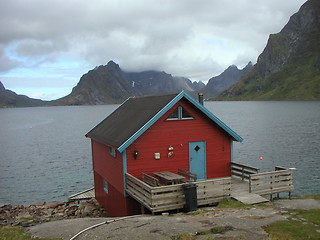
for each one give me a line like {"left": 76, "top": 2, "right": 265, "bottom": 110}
{"left": 0, "top": 101, "right": 319, "bottom": 204}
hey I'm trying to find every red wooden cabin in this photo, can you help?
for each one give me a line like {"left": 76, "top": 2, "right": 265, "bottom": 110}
{"left": 86, "top": 91, "right": 243, "bottom": 216}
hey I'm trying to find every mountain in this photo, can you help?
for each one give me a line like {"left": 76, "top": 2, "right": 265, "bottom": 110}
{"left": 202, "top": 62, "right": 253, "bottom": 99}
{"left": 218, "top": 0, "right": 320, "bottom": 100}
{"left": 0, "top": 81, "right": 46, "bottom": 108}
{"left": 52, "top": 61, "right": 203, "bottom": 105}
{"left": 52, "top": 61, "right": 136, "bottom": 105}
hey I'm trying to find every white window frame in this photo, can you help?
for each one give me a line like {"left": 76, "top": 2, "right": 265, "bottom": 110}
{"left": 103, "top": 179, "right": 108, "bottom": 194}
{"left": 167, "top": 106, "right": 194, "bottom": 120}
{"left": 109, "top": 147, "right": 116, "bottom": 157}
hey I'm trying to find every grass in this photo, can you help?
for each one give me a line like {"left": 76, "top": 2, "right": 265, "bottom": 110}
{"left": 216, "top": 198, "right": 249, "bottom": 208}
{"left": 295, "top": 194, "right": 320, "bottom": 200}
{"left": 264, "top": 209, "right": 320, "bottom": 240}
{"left": 171, "top": 233, "right": 195, "bottom": 240}
{"left": 0, "top": 226, "right": 62, "bottom": 240}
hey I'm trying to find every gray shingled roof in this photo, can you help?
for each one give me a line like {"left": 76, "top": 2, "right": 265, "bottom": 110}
{"left": 85, "top": 93, "right": 178, "bottom": 147}
{"left": 86, "top": 91, "right": 243, "bottom": 152}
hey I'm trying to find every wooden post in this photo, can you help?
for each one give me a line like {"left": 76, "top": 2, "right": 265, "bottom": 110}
{"left": 140, "top": 204, "right": 145, "bottom": 214}
{"left": 241, "top": 167, "right": 244, "bottom": 180}
{"left": 289, "top": 191, "right": 292, "bottom": 200}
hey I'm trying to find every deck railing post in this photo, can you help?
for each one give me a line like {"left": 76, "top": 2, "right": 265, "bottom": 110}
{"left": 241, "top": 167, "right": 244, "bottom": 180}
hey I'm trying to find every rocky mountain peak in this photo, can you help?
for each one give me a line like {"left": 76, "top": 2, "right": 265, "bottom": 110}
{"left": 0, "top": 81, "right": 5, "bottom": 91}
{"left": 218, "top": 0, "right": 320, "bottom": 100}
{"left": 202, "top": 62, "right": 253, "bottom": 99}
{"left": 256, "top": 0, "right": 320, "bottom": 78}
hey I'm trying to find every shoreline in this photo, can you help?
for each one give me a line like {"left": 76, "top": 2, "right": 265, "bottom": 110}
{"left": 0, "top": 199, "right": 107, "bottom": 227}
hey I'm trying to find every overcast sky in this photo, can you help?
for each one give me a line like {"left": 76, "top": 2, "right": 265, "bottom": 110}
{"left": 0, "top": 0, "right": 306, "bottom": 100}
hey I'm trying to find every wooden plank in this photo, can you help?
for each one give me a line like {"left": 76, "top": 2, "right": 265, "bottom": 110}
{"left": 251, "top": 176, "right": 292, "bottom": 184}
{"left": 126, "top": 189, "right": 152, "bottom": 209}
{"left": 178, "top": 169, "right": 197, "bottom": 181}
{"left": 275, "top": 166, "right": 287, "bottom": 171}
{"left": 250, "top": 169, "right": 292, "bottom": 178}
{"left": 126, "top": 173, "right": 152, "bottom": 192}
{"left": 232, "top": 168, "right": 258, "bottom": 176}
{"left": 68, "top": 188, "right": 95, "bottom": 201}
{"left": 150, "top": 203, "right": 185, "bottom": 212}
{"left": 142, "top": 173, "right": 160, "bottom": 187}
{"left": 126, "top": 186, "right": 152, "bottom": 206}
{"left": 253, "top": 186, "right": 294, "bottom": 195}
{"left": 231, "top": 162, "right": 259, "bottom": 172}
{"left": 232, "top": 192, "right": 269, "bottom": 204}
{"left": 198, "top": 196, "right": 225, "bottom": 206}
{"left": 251, "top": 181, "right": 293, "bottom": 190}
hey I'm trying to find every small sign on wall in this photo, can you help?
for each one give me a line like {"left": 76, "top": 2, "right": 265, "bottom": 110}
{"left": 154, "top": 153, "right": 160, "bottom": 159}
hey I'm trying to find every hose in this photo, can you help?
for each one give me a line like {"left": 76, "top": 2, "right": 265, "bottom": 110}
{"left": 69, "top": 214, "right": 142, "bottom": 240}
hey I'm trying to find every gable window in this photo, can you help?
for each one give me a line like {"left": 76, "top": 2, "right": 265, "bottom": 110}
{"left": 109, "top": 147, "right": 116, "bottom": 157}
{"left": 167, "top": 106, "right": 194, "bottom": 120}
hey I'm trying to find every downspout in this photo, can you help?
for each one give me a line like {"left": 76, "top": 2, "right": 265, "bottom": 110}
{"left": 122, "top": 149, "right": 128, "bottom": 196}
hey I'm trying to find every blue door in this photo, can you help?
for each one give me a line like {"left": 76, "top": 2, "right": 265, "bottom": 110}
{"left": 189, "top": 141, "right": 206, "bottom": 180}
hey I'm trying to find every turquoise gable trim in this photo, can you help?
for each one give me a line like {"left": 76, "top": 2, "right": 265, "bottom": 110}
{"left": 117, "top": 91, "right": 243, "bottom": 152}
{"left": 122, "top": 150, "right": 128, "bottom": 196}
{"left": 118, "top": 91, "right": 185, "bottom": 152}
{"left": 182, "top": 92, "right": 244, "bottom": 143}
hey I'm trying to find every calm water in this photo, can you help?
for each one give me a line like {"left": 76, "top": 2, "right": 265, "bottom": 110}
{"left": 0, "top": 102, "right": 319, "bottom": 204}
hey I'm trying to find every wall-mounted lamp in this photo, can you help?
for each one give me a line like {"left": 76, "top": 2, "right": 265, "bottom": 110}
{"left": 168, "top": 146, "right": 174, "bottom": 157}
{"left": 133, "top": 150, "right": 139, "bottom": 159}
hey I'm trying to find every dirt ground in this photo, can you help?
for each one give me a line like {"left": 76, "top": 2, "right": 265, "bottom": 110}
{"left": 28, "top": 199, "right": 320, "bottom": 240}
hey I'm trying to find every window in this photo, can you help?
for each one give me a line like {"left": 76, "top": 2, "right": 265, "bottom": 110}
{"left": 167, "top": 108, "right": 179, "bottom": 120}
{"left": 181, "top": 108, "right": 193, "bottom": 119}
{"left": 109, "top": 147, "right": 116, "bottom": 157}
{"left": 103, "top": 179, "right": 108, "bottom": 193}
{"left": 167, "top": 106, "right": 194, "bottom": 120}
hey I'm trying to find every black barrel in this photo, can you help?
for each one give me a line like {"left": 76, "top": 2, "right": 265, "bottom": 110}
{"left": 182, "top": 183, "right": 197, "bottom": 212}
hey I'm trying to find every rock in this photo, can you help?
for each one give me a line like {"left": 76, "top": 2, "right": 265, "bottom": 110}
{"left": 45, "top": 201, "right": 64, "bottom": 209}
{"left": 81, "top": 204, "right": 95, "bottom": 217}
{"left": 31, "top": 201, "right": 46, "bottom": 206}
{"left": 1, "top": 199, "right": 107, "bottom": 226}
{"left": 17, "top": 210, "right": 32, "bottom": 220}
{"left": 75, "top": 210, "right": 81, "bottom": 217}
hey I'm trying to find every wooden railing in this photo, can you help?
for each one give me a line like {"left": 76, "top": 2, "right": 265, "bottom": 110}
{"left": 231, "top": 162, "right": 259, "bottom": 180}
{"left": 249, "top": 167, "right": 294, "bottom": 198}
{"left": 126, "top": 173, "right": 231, "bottom": 213}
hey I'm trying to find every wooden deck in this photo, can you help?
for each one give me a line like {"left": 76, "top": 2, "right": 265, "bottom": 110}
{"left": 126, "top": 164, "right": 294, "bottom": 213}
{"left": 231, "top": 177, "right": 269, "bottom": 204}
{"left": 68, "top": 187, "right": 95, "bottom": 202}
{"left": 126, "top": 173, "right": 231, "bottom": 213}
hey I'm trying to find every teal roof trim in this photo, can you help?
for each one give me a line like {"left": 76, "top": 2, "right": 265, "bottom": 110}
{"left": 117, "top": 91, "right": 242, "bottom": 152}
{"left": 181, "top": 92, "right": 244, "bottom": 143}
{"left": 118, "top": 91, "right": 185, "bottom": 152}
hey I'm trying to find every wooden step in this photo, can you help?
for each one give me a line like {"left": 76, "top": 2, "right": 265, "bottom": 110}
{"left": 231, "top": 192, "right": 269, "bottom": 205}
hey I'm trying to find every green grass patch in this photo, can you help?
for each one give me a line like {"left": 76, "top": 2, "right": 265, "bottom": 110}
{"left": 188, "top": 208, "right": 213, "bottom": 215}
{"left": 171, "top": 233, "right": 195, "bottom": 240}
{"left": 0, "top": 226, "right": 62, "bottom": 240}
{"left": 216, "top": 198, "right": 248, "bottom": 208}
{"left": 264, "top": 209, "right": 320, "bottom": 240}
{"left": 295, "top": 194, "right": 320, "bottom": 200}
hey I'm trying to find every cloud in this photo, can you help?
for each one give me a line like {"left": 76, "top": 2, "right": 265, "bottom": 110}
{"left": 0, "top": 0, "right": 307, "bottom": 99}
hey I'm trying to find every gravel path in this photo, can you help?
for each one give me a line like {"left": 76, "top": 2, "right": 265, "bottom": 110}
{"left": 28, "top": 199, "right": 320, "bottom": 240}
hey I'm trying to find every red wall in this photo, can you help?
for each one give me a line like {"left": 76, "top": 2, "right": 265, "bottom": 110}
{"left": 91, "top": 98, "right": 233, "bottom": 216}
{"left": 91, "top": 141, "right": 140, "bottom": 216}
{"left": 127, "top": 98, "right": 232, "bottom": 179}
